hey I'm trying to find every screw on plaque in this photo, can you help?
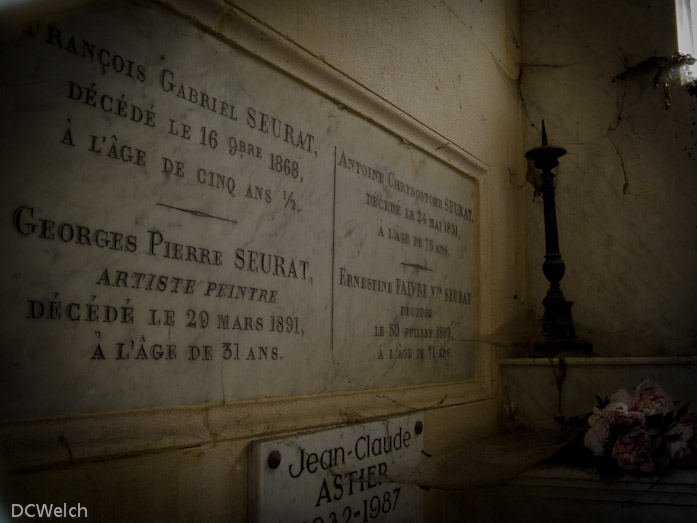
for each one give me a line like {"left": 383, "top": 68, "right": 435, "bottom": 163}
{"left": 267, "top": 450, "right": 281, "bottom": 469}
{"left": 415, "top": 421, "right": 423, "bottom": 435}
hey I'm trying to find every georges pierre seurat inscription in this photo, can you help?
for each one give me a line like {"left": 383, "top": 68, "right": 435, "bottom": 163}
{"left": 0, "top": 1, "right": 476, "bottom": 417}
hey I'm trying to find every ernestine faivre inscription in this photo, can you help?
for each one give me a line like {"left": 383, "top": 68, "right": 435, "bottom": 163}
{"left": 0, "top": 1, "right": 475, "bottom": 417}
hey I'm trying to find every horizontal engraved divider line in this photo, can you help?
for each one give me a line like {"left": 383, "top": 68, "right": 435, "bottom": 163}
{"left": 146, "top": 0, "right": 491, "bottom": 392}
{"left": 401, "top": 262, "right": 432, "bottom": 271}
{"left": 156, "top": 202, "right": 237, "bottom": 225}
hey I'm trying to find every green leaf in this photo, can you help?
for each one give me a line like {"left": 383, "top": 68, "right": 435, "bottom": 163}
{"left": 676, "top": 402, "right": 690, "bottom": 421}
{"left": 595, "top": 394, "right": 610, "bottom": 409}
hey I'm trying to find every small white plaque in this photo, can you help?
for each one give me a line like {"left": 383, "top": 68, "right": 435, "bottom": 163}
{"left": 248, "top": 415, "right": 424, "bottom": 523}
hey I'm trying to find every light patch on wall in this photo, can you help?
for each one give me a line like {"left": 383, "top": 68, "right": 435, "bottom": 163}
{"left": 0, "top": 0, "right": 31, "bottom": 8}
{"left": 676, "top": 0, "right": 697, "bottom": 83}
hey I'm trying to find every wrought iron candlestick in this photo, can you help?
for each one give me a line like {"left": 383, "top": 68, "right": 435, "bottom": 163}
{"left": 526, "top": 122, "right": 592, "bottom": 355}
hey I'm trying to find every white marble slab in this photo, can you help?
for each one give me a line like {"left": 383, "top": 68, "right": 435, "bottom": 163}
{"left": 0, "top": 0, "right": 476, "bottom": 417}
{"left": 248, "top": 414, "right": 424, "bottom": 523}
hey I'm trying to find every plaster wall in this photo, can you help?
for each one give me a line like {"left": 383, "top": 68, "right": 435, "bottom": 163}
{"left": 522, "top": 0, "right": 697, "bottom": 356}
{"left": 0, "top": 1, "right": 525, "bottom": 521}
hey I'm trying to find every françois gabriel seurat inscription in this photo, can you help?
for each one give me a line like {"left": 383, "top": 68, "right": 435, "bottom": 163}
{"left": 0, "top": 1, "right": 476, "bottom": 418}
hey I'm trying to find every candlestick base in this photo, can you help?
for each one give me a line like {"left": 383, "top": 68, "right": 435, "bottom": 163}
{"left": 534, "top": 338, "right": 593, "bottom": 356}
{"left": 534, "top": 298, "right": 593, "bottom": 356}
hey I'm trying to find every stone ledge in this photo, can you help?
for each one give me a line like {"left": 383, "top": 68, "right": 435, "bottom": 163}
{"left": 501, "top": 356, "right": 697, "bottom": 366}
{"left": 501, "top": 356, "right": 697, "bottom": 428}
{"left": 446, "top": 463, "right": 697, "bottom": 523}
{"left": 511, "top": 465, "right": 697, "bottom": 505}
{"left": 0, "top": 380, "right": 491, "bottom": 471}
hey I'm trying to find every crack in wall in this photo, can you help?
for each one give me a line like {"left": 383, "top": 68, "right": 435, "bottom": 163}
{"left": 58, "top": 434, "right": 74, "bottom": 466}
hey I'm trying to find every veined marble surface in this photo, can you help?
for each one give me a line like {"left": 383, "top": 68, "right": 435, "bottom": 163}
{"left": 0, "top": 0, "right": 476, "bottom": 417}
{"left": 248, "top": 414, "right": 424, "bottom": 523}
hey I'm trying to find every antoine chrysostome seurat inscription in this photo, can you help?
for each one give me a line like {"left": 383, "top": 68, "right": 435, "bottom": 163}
{"left": 0, "top": 1, "right": 475, "bottom": 418}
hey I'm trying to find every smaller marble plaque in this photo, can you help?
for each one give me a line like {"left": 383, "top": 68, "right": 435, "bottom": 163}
{"left": 248, "top": 415, "right": 424, "bottom": 523}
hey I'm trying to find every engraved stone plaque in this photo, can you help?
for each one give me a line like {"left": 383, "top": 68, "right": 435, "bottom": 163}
{"left": 248, "top": 414, "right": 424, "bottom": 523}
{"left": 0, "top": 0, "right": 476, "bottom": 417}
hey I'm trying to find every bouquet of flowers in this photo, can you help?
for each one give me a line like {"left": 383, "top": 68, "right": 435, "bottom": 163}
{"left": 582, "top": 380, "right": 697, "bottom": 475}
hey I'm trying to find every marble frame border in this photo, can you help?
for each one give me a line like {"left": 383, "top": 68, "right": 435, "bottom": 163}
{"left": 0, "top": 0, "right": 494, "bottom": 470}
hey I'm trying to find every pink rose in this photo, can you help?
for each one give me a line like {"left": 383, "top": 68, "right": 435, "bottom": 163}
{"left": 631, "top": 380, "right": 674, "bottom": 416}
{"left": 612, "top": 428, "right": 657, "bottom": 472}
{"left": 601, "top": 402, "right": 646, "bottom": 426}
{"left": 584, "top": 400, "right": 646, "bottom": 457}
{"left": 584, "top": 414, "right": 610, "bottom": 456}
{"left": 609, "top": 389, "right": 633, "bottom": 405}
{"left": 666, "top": 413, "right": 697, "bottom": 467}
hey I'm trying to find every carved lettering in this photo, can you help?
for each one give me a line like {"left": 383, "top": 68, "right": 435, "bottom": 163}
{"left": 0, "top": 4, "right": 475, "bottom": 418}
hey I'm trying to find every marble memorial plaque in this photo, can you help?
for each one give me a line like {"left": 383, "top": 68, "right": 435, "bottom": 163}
{"left": 248, "top": 414, "right": 423, "bottom": 523}
{"left": 0, "top": 0, "right": 476, "bottom": 417}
